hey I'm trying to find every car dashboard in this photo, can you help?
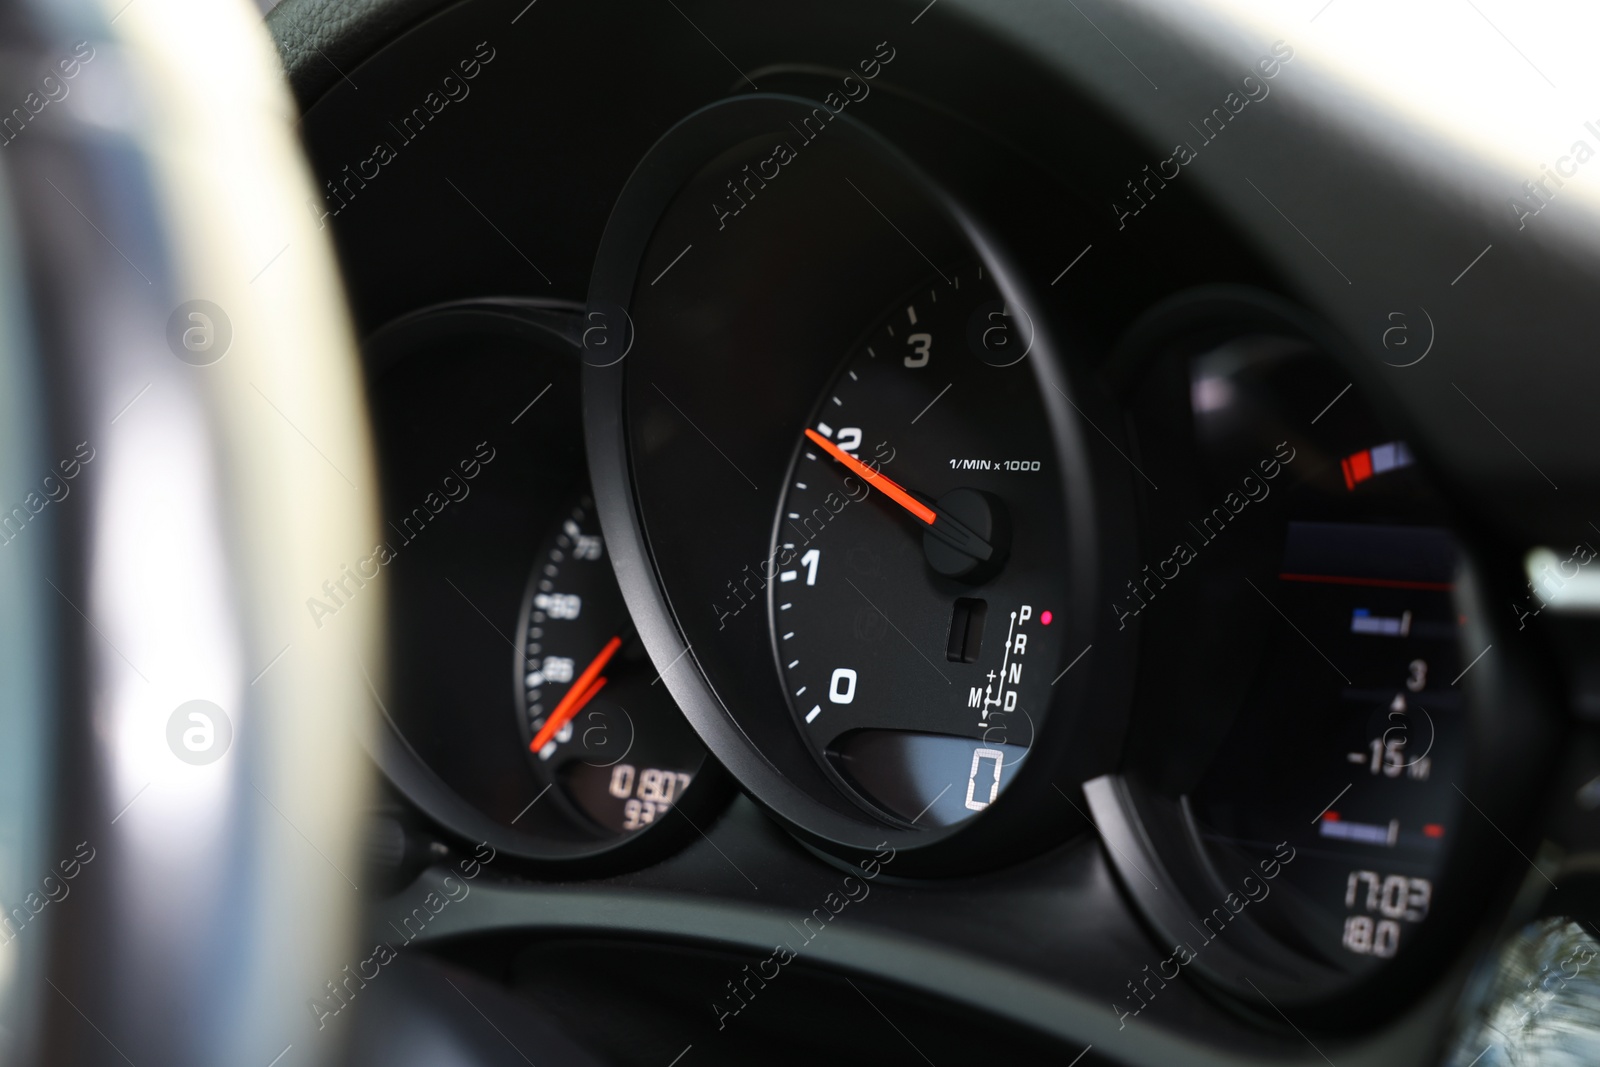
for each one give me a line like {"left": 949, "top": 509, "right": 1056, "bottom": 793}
{"left": 263, "top": 1, "right": 1600, "bottom": 1063}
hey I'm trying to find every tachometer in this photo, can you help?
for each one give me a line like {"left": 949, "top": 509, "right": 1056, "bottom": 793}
{"left": 770, "top": 266, "right": 1070, "bottom": 826}
{"left": 585, "top": 93, "right": 1135, "bottom": 872}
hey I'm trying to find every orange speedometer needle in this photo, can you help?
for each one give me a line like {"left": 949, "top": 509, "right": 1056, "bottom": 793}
{"left": 530, "top": 635, "right": 621, "bottom": 753}
{"left": 803, "top": 428, "right": 995, "bottom": 563}
{"left": 804, "top": 427, "right": 936, "bottom": 524}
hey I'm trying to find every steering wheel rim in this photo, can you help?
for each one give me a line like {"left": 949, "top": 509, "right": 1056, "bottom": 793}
{"left": 0, "top": 2, "right": 379, "bottom": 1064}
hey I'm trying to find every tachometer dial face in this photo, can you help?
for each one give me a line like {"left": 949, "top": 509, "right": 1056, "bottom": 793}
{"left": 516, "top": 495, "right": 703, "bottom": 835}
{"left": 769, "top": 266, "right": 1071, "bottom": 827}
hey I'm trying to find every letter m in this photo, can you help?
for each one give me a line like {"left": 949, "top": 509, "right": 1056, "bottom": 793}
{"left": 968, "top": 686, "right": 984, "bottom": 708}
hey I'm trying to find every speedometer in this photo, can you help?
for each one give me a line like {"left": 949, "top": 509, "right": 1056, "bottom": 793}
{"left": 516, "top": 494, "right": 703, "bottom": 835}
{"left": 770, "top": 266, "right": 1070, "bottom": 827}
{"left": 364, "top": 302, "right": 726, "bottom": 873}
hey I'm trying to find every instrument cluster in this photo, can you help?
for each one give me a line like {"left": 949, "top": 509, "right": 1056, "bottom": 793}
{"left": 355, "top": 86, "right": 1534, "bottom": 1030}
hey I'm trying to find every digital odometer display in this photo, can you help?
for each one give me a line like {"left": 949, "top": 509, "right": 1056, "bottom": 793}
{"left": 1190, "top": 518, "right": 1463, "bottom": 971}
{"left": 1101, "top": 322, "right": 1484, "bottom": 996}
{"left": 1143, "top": 334, "right": 1475, "bottom": 981}
{"left": 767, "top": 266, "right": 1071, "bottom": 827}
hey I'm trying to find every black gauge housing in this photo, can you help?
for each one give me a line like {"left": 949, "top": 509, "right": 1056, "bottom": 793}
{"left": 582, "top": 93, "right": 1155, "bottom": 875}
{"left": 363, "top": 301, "right": 729, "bottom": 873}
{"left": 1085, "top": 289, "right": 1560, "bottom": 1027}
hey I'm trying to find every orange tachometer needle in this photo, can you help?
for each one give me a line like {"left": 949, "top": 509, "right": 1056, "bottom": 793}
{"left": 803, "top": 427, "right": 996, "bottom": 563}
{"left": 530, "top": 635, "right": 622, "bottom": 753}
{"left": 804, "top": 427, "right": 936, "bottom": 525}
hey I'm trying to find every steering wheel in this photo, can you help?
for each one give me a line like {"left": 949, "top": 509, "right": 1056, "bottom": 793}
{"left": 0, "top": 1, "right": 378, "bottom": 1064}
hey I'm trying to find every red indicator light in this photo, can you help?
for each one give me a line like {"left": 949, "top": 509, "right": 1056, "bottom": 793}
{"left": 1339, "top": 441, "right": 1413, "bottom": 490}
{"left": 1424, "top": 823, "right": 1445, "bottom": 838}
{"left": 1340, "top": 449, "right": 1373, "bottom": 490}
{"left": 1323, "top": 811, "right": 1340, "bottom": 822}
{"left": 1040, "top": 610, "right": 1053, "bottom": 625}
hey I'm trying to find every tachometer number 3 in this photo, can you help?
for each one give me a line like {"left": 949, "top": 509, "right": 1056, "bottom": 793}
{"left": 904, "top": 332, "right": 932, "bottom": 368}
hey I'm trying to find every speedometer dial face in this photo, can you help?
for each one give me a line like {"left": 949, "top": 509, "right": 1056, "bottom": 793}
{"left": 516, "top": 495, "right": 703, "bottom": 835}
{"left": 366, "top": 303, "right": 726, "bottom": 869}
{"left": 770, "top": 267, "right": 1071, "bottom": 827}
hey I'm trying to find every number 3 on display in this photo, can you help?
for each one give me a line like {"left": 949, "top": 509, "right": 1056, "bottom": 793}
{"left": 904, "top": 332, "right": 931, "bottom": 367}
